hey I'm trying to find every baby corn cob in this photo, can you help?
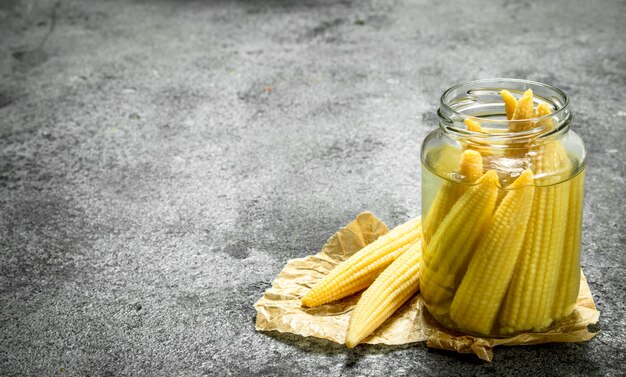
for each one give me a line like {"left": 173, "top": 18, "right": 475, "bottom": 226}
{"left": 534, "top": 182, "right": 570, "bottom": 330}
{"left": 464, "top": 119, "right": 482, "bottom": 132}
{"left": 301, "top": 218, "right": 421, "bottom": 307}
{"left": 498, "top": 90, "right": 572, "bottom": 333}
{"left": 422, "top": 150, "right": 483, "bottom": 245}
{"left": 345, "top": 240, "right": 422, "bottom": 348}
{"left": 499, "top": 182, "right": 553, "bottom": 332}
{"left": 431, "top": 144, "right": 464, "bottom": 177}
{"left": 458, "top": 150, "right": 484, "bottom": 183}
{"left": 449, "top": 170, "right": 535, "bottom": 335}
{"left": 552, "top": 171, "right": 585, "bottom": 319}
{"left": 527, "top": 103, "right": 572, "bottom": 329}
{"left": 532, "top": 103, "right": 571, "bottom": 178}
{"left": 546, "top": 127, "right": 583, "bottom": 322}
{"left": 505, "top": 89, "right": 536, "bottom": 162}
{"left": 499, "top": 174, "right": 569, "bottom": 327}
{"left": 536, "top": 102, "right": 553, "bottom": 127}
{"left": 421, "top": 170, "right": 499, "bottom": 311}
{"left": 509, "top": 89, "right": 535, "bottom": 133}
{"left": 463, "top": 118, "right": 497, "bottom": 171}
{"left": 501, "top": 90, "right": 518, "bottom": 120}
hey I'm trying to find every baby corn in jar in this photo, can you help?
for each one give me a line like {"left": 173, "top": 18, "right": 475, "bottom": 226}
{"left": 420, "top": 79, "right": 586, "bottom": 337}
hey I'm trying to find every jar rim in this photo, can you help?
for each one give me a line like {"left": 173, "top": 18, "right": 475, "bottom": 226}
{"left": 438, "top": 78, "right": 571, "bottom": 139}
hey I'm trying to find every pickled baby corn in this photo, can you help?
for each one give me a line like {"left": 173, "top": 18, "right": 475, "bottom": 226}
{"left": 450, "top": 170, "right": 535, "bottom": 335}
{"left": 422, "top": 150, "right": 483, "bottom": 245}
{"left": 421, "top": 170, "right": 499, "bottom": 312}
{"left": 501, "top": 89, "right": 517, "bottom": 120}
{"left": 420, "top": 87, "right": 583, "bottom": 336}
{"left": 536, "top": 102, "right": 552, "bottom": 124}
{"left": 499, "top": 181, "right": 569, "bottom": 332}
{"left": 552, "top": 171, "right": 585, "bottom": 319}
{"left": 510, "top": 89, "right": 535, "bottom": 133}
{"left": 346, "top": 240, "right": 422, "bottom": 348}
{"left": 464, "top": 119, "right": 482, "bottom": 132}
{"left": 463, "top": 119, "right": 485, "bottom": 155}
{"left": 533, "top": 102, "right": 571, "bottom": 178}
{"left": 497, "top": 90, "right": 573, "bottom": 333}
{"left": 301, "top": 218, "right": 421, "bottom": 307}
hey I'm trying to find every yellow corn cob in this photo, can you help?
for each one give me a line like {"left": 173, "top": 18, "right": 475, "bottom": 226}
{"left": 431, "top": 144, "right": 463, "bottom": 177}
{"left": 552, "top": 170, "right": 585, "bottom": 319}
{"left": 301, "top": 218, "right": 422, "bottom": 307}
{"left": 463, "top": 118, "right": 497, "bottom": 171}
{"left": 527, "top": 100, "right": 572, "bottom": 329}
{"left": 501, "top": 89, "right": 518, "bottom": 120}
{"left": 464, "top": 119, "right": 482, "bottom": 132}
{"left": 531, "top": 103, "right": 571, "bottom": 180}
{"left": 534, "top": 103, "right": 558, "bottom": 168}
{"left": 449, "top": 170, "right": 535, "bottom": 335}
{"left": 536, "top": 102, "right": 553, "bottom": 128}
{"left": 422, "top": 150, "right": 483, "bottom": 245}
{"left": 421, "top": 170, "right": 499, "bottom": 312}
{"left": 533, "top": 104, "right": 580, "bottom": 322}
{"left": 499, "top": 178, "right": 570, "bottom": 333}
{"left": 345, "top": 239, "right": 422, "bottom": 348}
{"left": 535, "top": 182, "right": 570, "bottom": 329}
{"left": 509, "top": 89, "right": 535, "bottom": 133}
{"left": 498, "top": 189, "right": 546, "bottom": 333}
{"left": 458, "top": 150, "right": 484, "bottom": 183}
{"left": 521, "top": 102, "right": 571, "bottom": 329}
{"left": 505, "top": 89, "right": 536, "bottom": 162}
{"left": 533, "top": 144, "right": 569, "bottom": 179}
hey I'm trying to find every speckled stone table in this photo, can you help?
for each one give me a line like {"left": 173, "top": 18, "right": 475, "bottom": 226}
{"left": 1, "top": 0, "right": 624, "bottom": 375}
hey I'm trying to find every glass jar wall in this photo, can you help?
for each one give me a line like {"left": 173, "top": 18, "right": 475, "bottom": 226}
{"left": 420, "top": 79, "right": 586, "bottom": 337}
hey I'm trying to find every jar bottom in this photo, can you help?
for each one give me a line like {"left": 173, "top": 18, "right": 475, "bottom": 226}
{"left": 423, "top": 301, "right": 578, "bottom": 338}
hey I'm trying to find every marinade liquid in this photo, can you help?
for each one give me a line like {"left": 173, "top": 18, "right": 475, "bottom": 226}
{"left": 420, "top": 149, "right": 585, "bottom": 336}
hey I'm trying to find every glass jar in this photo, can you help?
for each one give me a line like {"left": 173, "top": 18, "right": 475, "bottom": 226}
{"left": 419, "top": 78, "right": 586, "bottom": 337}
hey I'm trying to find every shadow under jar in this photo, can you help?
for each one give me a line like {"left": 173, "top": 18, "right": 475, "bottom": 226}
{"left": 419, "top": 78, "right": 586, "bottom": 337}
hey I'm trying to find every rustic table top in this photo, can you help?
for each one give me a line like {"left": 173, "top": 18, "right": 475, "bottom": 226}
{"left": 1, "top": 0, "right": 624, "bottom": 375}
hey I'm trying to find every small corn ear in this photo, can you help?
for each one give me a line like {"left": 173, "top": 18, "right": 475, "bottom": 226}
{"left": 499, "top": 180, "right": 570, "bottom": 333}
{"left": 531, "top": 104, "right": 571, "bottom": 182}
{"left": 464, "top": 119, "right": 482, "bottom": 132}
{"left": 535, "top": 181, "right": 570, "bottom": 330}
{"left": 552, "top": 171, "right": 585, "bottom": 319}
{"left": 301, "top": 218, "right": 421, "bottom": 307}
{"left": 464, "top": 119, "right": 484, "bottom": 151}
{"left": 422, "top": 150, "right": 483, "bottom": 244}
{"left": 449, "top": 170, "right": 535, "bottom": 335}
{"left": 421, "top": 170, "right": 499, "bottom": 312}
{"left": 509, "top": 89, "right": 535, "bottom": 132}
{"left": 536, "top": 102, "right": 553, "bottom": 129}
{"left": 463, "top": 118, "right": 496, "bottom": 169}
{"left": 501, "top": 90, "right": 518, "bottom": 120}
{"left": 345, "top": 240, "right": 422, "bottom": 348}
{"left": 457, "top": 150, "right": 484, "bottom": 183}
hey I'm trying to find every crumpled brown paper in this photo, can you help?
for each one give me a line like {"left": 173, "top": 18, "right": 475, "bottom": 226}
{"left": 254, "top": 212, "right": 600, "bottom": 361}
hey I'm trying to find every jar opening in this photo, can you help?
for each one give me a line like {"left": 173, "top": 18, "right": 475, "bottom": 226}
{"left": 438, "top": 78, "right": 571, "bottom": 142}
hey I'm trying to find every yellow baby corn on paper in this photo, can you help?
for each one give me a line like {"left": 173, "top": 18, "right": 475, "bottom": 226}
{"left": 254, "top": 212, "right": 600, "bottom": 362}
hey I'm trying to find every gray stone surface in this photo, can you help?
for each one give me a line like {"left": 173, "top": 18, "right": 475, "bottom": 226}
{"left": 1, "top": 0, "right": 625, "bottom": 375}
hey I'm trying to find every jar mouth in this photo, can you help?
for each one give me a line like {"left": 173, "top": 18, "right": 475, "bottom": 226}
{"left": 438, "top": 78, "right": 571, "bottom": 141}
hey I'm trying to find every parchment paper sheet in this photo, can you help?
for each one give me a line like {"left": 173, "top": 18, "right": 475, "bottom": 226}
{"left": 254, "top": 212, "right": 600, "bottom": 361}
